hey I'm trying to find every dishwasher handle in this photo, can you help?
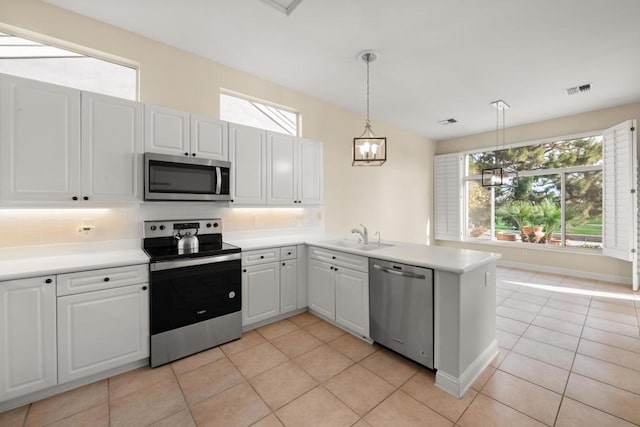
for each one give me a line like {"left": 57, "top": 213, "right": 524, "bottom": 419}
{"left": 373, "top": 264, "right": 426, "bottom": 280}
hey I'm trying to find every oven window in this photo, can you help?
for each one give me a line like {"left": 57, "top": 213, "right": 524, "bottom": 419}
{"left": 149, "top": 160, "right": 217, "bottom": 194}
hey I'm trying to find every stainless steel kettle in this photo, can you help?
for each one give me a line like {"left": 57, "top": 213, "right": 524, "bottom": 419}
{"left": 176, "top": 228, "right": 199, "bottom": 254}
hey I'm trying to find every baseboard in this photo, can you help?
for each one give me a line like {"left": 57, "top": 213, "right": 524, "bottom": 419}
{"left": 435, "top": 340, "right": 498, "bottom": 398}
{"left": 498, "top": 260, "right": 632, "bottom": 285}
{"left": 242, "top": 307, "right": 308, "bottom": 332}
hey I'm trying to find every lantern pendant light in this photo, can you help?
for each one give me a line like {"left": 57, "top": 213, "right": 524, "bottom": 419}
{"left": 482, "top": 100, "right": 518, "bottom": 187}
{"left": 353, "top": 51, "right": 386, "bottom": 166}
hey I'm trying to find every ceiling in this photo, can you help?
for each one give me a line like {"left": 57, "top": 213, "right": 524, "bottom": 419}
{"left": 43, "top": 0, "right": 640, "bottom": 141}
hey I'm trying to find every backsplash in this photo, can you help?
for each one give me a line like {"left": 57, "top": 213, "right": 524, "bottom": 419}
{"left": 0, "top": 205, "right": 324, "bottom": 249}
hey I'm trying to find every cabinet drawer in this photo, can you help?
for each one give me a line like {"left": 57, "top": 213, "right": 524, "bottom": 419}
{"left": 309, "top": 246, "right": 368, "bottom": 273}
{"left": 280, "top": 246, "right": 297, "bottom": 260}
{"left": 57, "top": 264, "right": 148, "bottom": 296}
{"left": 242, "top": 248, "right": 280, "bottom": 266}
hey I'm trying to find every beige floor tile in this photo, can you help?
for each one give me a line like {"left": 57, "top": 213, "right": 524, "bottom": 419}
{"left": 499, "top": 351, "right": 569, "bottom": 393}
{"left": 549, "top": 292, "right": 591, "bottom": 307}
{"left": 508, "top": 291, "right": 549, "bottom": 306}
{"left": 517, "top": 286, "right": 554, "bottom": 298}
{"left": 501, "top": 298, "right": 543, "bottom": 314}
{"left": 352, "top": 419, "right": 373, "bottom": 427}
{"left": 496, "top": 306, "right": 537, "bottom": 323}
{"left": 532, "top": 314, "right": 583, "bottom": 336}
{"left": 560, "top": 276, "right": 598, "bottom": 289}
{"left": 328, "top": 333, "right": 377, "bottom": 362}
{"left": 538, "top": 306, "right": 586, "bottom": 325}
{"left": 252, "top": 413, "right": 284, "bottom": 427}
{"left": 276, "top": 386, "right": 359, "bottom": 427}
{"left": 523, "top": 325, "right": 580, "bottom": 351}
{"left": 294, "top": 344, "right": 353, "bottom": 382}
{"left": 228, "top": 342, "right": 289, "bottom": 379}
{"left": 512, "top": 336, "right": 575, "bottom": 370}
{"left": 177, "top": 357, "right": 244, "bottom": 405}
{"left": 359, "top": 348, "right": 419, "bottom": 387}
{"left": 565, "top": 373, "right": 640, "bottom": 425}
{"left": 457, "top": 394, "right": 546, "bottom": 427}
{"left": 148, "top": 409, "right": 196, "bottom": 427}
{"left": 496, "top": 295, "right": 506, "bottom": 305}
{"left": 0, "top": 405, "right": 29, "bottom": 427}
{"left": 495, "top": 329, "right": 520, "bottom": 350}
{"left": 530, "top": 272, "right": 564, "bottom": 285}
{"left": 257, "top": 319, "right": 299, "bottom": 341}
{"left": 588, "top": 308, "right": 639, "bottom": 326}
{"left": 590, "top": 299, "right": 637, "bottom": 315}
{"left": 482, "top": 370, "right": 562, "bottom": 425}
{"left": 287, "top": 311, "right": 322, "bottom": 328}
{"left": 584, "top": 317, "right": 639, "bottom": 338}
{"left": 401, "top": 370, "right": 477, "bottom": 422}
{"left": 495, "top": 316, "right": 529, "bottom": 335}
{"left": 249, "top": 361, "right": 317, "bottom": 410}
{"left": 581, "top": 327, "right": 640, "bottom": 354}
{"left": 364, "top": 390, "right": 452, "bottom": 427}
{"left": 270, "top": 329, "right": 323, "bottom": 359}
{"left": 45, "top": 403, "right": 108, "bottom": 427}
{"left": 490, "top": 348, "right": 509, "bottom": 368}
{"left": 324, "top": 364, "right": 395, "bottom": 416}
{"left": 191, "top": 382, "right": 270, "bottom": 427}
{"left": 110, "top": 378, "right": 187, "bottom": 427}
{"left": 471, "top": 365, "right": 496, "bottom": 391}
{"left": 545, "top": 299, "right": 589, "bottom": 315}
{"left": 555, "top": 397, "right": 636, "bottom": 427}
{"left": 25, "top": 380, "right": 108, "bottom": 427}
{"left": 304, "top": 320, "right": 347, "bottom": 342}
{"left": 578, "top": 339, "right": 640, "bottom": 372}
{"left": 221, "top": 330, "right": 267, "bottom": 356}
{"left": 571, "top": 354, "right": 640, "bottom": 395}
{"left": 171, "top": 347, "right": 226, "bottom": 376}
{"left": 109, "top": 365, "right": 174, "bottom": 401}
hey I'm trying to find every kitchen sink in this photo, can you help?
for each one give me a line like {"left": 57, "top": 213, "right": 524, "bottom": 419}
{"left": 319, "top": 239, "right": 394, "bottom": 251}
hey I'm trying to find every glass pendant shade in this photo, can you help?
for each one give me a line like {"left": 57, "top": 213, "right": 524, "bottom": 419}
{"left": 353, "top": 121, "right": 386, "bottom": 166}
{"left": 481, "top": 166, "right": 518, "bottom": 187}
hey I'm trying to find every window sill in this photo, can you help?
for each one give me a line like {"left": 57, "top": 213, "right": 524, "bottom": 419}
{"left": 450, "top": 238, "right": 604, "bottom": 256}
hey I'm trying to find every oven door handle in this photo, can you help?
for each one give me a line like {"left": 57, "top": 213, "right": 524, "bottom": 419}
{"left": 215, "top": 167, "right": 222, "bottom": 195}
{"left": 150, "top": 253, "right": 241, "bottom": 271}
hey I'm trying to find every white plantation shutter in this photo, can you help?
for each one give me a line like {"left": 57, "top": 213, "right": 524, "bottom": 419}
{"left": 602, "top": 120, "right": 637, "bottom": 264}
{"left": 434, "top": 153, "right": 463, "bottom": 241}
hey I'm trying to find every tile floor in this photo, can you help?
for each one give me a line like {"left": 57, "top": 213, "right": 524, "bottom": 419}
{"left": 2, "top": 267, "right": 640, "bottom": 426}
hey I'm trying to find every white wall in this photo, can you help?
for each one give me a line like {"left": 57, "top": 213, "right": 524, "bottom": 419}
{"left": 0, "top": 0, "right": 435, "bottom": 248}
{"left": 436, "top": 103, "right": 640, "bottom": 282}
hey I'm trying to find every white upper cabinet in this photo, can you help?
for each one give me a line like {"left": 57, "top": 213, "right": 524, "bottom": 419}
{"left": 267, "top": 131, "right": 297, "bottom": 205}
{"left": 82, "top": 91, "right": 143, "bottom": 202}
{"left": 298, "top": 138, "right": 323, "bottom": 205}
{"left": 0, "top": 74, "right": 81, "bottom": 202}
{"left": 145, "top": 105, "right": 228, "bottom": 161}
{"left": 229, "top": 122, "right": 267, "bottom": 204}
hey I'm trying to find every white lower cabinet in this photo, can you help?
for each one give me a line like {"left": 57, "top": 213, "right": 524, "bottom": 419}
{"left": 57, "top": 284, "right": 149, "bottom": 383}
{"left": 242, "top": 262, "right": 280, "bottom": 325}
{"left": 280, "top": 259, "right": 297, "bottom": 314}
{"left": 308, "top": 247, "right": 369, "bottom": 338}
{"left": 0, "top": 276, "right": 57, "bottom": 402}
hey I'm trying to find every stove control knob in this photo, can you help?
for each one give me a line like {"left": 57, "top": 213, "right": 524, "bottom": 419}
{"left": 159, "top": 225, "right": 165, "bottom": 230}
{"left": 150, "top": 225, "right": 157, "bottom": 231}
{"left": 206, "top": 223, "right": 212, "bottom": 228}
{"left": 213, "top": 222, "right": 219, "bottom": 228}
{"left": 228, "top": 291, "right": 236, "bottom": 299}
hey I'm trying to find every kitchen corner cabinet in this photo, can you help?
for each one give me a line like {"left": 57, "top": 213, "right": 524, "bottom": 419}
{"left": 298, "top": 138, "right": 323, "bottom": 205}
{"left": 267, "top": 132, "right": 298, "bottom": 205}
{"left": 144, "top": 105, "right": 228, "bottom": 161}
{"left": 280, "top": 246, "right": 298, "bottom": 314}
{"left": 0, "top": 74, "right": 143, "bottom": 203}
{"left": 0, "top": 276, "right": 57, "bottom": 402}
{"left": 229, "top": 123, "right": 267, "bottom": 205}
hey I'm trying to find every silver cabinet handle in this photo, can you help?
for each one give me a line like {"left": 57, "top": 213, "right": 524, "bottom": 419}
{"left": 215, "top": 167, "right": 222, "bottom": 194}
{"left": 373, "top": 264, "right": 426, "bottom": 280}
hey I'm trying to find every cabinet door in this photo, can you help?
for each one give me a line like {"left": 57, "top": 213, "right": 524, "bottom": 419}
{"left": 335, "top": 268, "right": 370, "bottom": 338}
{"left": 57, "top": 284, "right": 149, "bottom": 383}
{"left": 0, "top": 276, "right": 57, "bottom": 401}
{"left": 298, "top": 138, "right": 323, "bottom": 205}
{"left": 280, "top": 259, "right": 297, "bottom": 314}
{"left": 144, "top": 104, "right": 190, "bottom": 157}
{"left": 307, "top": 258, "right": 335, "bottom": 319}
{"left": 242, "top": 262, "right": 280, "bottom": 325}
{"left": 81, "top": 91, "right": 143, "bottom": 202}
{"left": 191, "top": 114, "right": 228, "bottom": 160}
{"left": 229, "top": 123, "right": 266, "bottom": 205}
{"left": 267, "top": 131, "right": 297, "bottom": 205}
{"left": 0, "top": 74, "right": 81, "bottom": 202}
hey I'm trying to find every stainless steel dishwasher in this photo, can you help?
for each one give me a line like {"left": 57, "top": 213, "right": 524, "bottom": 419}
{"left": 369, "top": 258, "right": 434, "bottom": 369}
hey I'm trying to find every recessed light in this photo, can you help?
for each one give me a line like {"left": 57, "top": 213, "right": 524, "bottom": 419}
{"left": 439, "top": 118, "right": 458, "bottom": 125}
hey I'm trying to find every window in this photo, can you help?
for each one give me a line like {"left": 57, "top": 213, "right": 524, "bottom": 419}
{"left": 0, "top": 31, "right": 137, "bottom": 100}
{"left": 465, "top": 135, "right": 603, "bottom": 249}
{"left": 220, "top": 92, "right": 298, "bottom": 136}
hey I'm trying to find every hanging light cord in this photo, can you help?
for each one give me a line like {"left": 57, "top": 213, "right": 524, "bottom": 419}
{"left": 365, "top": 54, "right": 371, "bottom": 126}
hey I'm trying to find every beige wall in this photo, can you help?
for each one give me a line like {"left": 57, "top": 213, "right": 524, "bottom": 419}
{"left": 436, "top": 103, "right": 640, "bottom": 282}
{"left": 0, "top": 0, "right": 435, "bottom": 246}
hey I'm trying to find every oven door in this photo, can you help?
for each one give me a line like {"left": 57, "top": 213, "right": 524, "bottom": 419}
{"left": 150, "top": 254, "right": 241, "bottom": 335}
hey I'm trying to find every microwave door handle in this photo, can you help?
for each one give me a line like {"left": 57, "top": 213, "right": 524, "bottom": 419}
{"left": 215, "top": 167, "right": 222, "bottom": 194}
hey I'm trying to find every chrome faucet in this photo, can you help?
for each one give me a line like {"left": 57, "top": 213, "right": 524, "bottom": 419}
{"left": 351, "top": 224, "right": 368, "bottom": 244}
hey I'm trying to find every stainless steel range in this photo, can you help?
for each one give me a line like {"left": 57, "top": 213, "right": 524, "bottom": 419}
{"left": 143, "top": 218, "right": 241, "bottom": 367}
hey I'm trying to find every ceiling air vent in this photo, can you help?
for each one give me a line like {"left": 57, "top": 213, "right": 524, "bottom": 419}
{"left": 565, "top": 83, "right": 591, "bottom": 95}
{"left": 439, "top": 118, "right": 458, "bottom": 125}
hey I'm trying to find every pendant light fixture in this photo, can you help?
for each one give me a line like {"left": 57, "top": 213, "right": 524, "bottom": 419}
{"left": 353, "top": 50, "right": 386, "bottom": 166}
{"left": 482, "top": 100, "right": 518, "bottom": 187}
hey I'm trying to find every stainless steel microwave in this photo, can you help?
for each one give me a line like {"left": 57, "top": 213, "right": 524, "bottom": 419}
{"left": 144, "top": 153, "right": 231, "bottom": 201}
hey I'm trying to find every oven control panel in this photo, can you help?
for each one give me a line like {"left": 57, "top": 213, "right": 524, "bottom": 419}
{"left": 143, "top": 218, "right": 222, "bottom": 238}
